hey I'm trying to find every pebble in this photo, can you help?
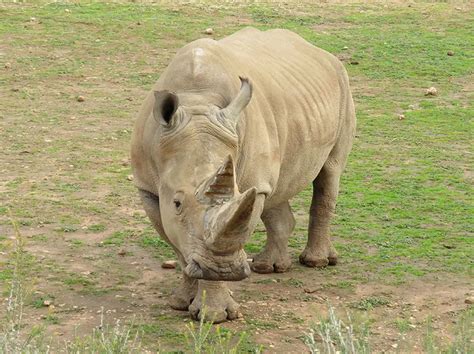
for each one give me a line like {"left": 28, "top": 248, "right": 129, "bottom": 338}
{"left": 398, "top": 114, "right": 405, "bottom": 120}
{"left": 204, "top": 28, "right": 214, "bottom": 35}
{"left": 4, "top": 62, "right": 11, "bottom": 69}
{"left": 76, "top": 95, "right": 85, "bottom": 102}
{"left": 127, "top": 174, "right": 134, "bottom": 181}
{"left": 447, "top": 51, "right": 454, "bottom": 56}
{"left": 162, "top": 260, "right": 177, "bottom": 269}
{"left": 465, "top": 297, "right": 474, "bottom": 304}
{"left": 43, "top": 300, "right": 52, "bottom": 307}
{"left": 425, "top": 87, "right": 438, "bottom": 96}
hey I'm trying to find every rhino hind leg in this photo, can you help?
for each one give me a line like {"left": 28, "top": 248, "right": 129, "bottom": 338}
{"left": 251, "top": 201, "right": 294, "bottom": 273}
{"left": 299, "top": 160, "right": 342, "bottom": 268}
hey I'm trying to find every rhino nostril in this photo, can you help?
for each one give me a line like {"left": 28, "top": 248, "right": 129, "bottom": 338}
{"left": 184, "top": 259, "right": 204, "bottom": 279}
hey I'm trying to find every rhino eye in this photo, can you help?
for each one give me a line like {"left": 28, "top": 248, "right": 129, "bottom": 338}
{"left": 173, "top": 199, "right": 183, "bottom": 214}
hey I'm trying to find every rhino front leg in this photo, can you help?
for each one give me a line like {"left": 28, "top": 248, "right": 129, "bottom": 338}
{"left": 169, "top": 271, "right": 198, "bottom": 311}
{"left": 300, "top": 161, "right": 340, "bottom": 267}
{"left": 188, "top": 280, "right": 240, "bottom": 323}
{"left": 251, "top": 201, "right": 294, "bottom": 273}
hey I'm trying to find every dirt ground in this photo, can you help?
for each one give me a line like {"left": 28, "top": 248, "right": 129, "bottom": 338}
{"left": 1, "top": 223, "right": 470, "bottom": 352}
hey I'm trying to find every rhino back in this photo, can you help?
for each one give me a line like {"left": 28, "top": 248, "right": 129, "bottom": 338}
{"left": 218, "top": 28, "right": 346, "bottom": 205}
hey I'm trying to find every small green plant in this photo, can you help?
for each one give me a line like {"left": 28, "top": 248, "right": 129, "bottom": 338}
{"left": 350, "top": 297, "right": 389, "bottom": 311}
{"left": 64, "top": 307, "right": 143, "bottom": 353}
{"left": 185, "top": 292, "right": 261, "bottom": 354}
{"left": 0, "top": 213, "right": 50, "bottom": 352}
{"left": 423, "top": 308, "right": 473, "bottom": 353}
{"left": 305, "top": 304, "right": 370, "bottom": 354}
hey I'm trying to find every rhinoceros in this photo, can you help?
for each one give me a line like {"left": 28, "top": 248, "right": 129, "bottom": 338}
{"left": 131, "top": 27, "right": 356, "bottom": 322}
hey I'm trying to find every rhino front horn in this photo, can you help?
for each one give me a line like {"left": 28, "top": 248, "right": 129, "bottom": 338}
{"left": 206, "top": 187, "right": 258, "bottom": 254}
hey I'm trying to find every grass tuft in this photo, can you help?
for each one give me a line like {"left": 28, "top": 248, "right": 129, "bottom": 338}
{"left": 305, "top": 304, "right": 370, "bottom": 354}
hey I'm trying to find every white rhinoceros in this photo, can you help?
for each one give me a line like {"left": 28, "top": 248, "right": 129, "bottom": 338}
{"left": 131, "top": 27, "right": 356, "bottom": 322}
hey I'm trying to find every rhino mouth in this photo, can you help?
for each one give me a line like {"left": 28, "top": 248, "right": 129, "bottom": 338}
{"left": 184, "top": 250, "right": 250, "bottom": 281}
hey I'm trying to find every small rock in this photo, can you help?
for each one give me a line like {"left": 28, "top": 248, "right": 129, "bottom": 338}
{"left": 204, "top": 28, "right": 214, "bottom": 35}
{"left": 162, "top": 260, "right": 177, "bottom": 269}
{"left": 349, "top": 60, "right": 359, "bottom": 65}
{"left": 247, "top": 258, "right": 253, "bottom": 263}
{"left": 65, "top": 9, "right": 70, "bottom": 13}
{"left": 127, "top": 174, "right": 134, "bottom": 181}
{"left": 425, "top": 87, "right": 438, "bottom": 96}
{"left": 442, "top": 244, "right": 455, "bottom": 249}
{"left": 43, "top": 299, "right": 52, "bottom": 307}
{"left": 391, "top": 343, "right": 398, "bottom": 349}
{"left": 447, "top": 51, "right": 454, "bottom": 56}
{"left": 118, "top": 249, "right": 127, "bottom": 256}
{"left": 465, "top": 297, "right": 474, "bottom": 304}
{"left": 4, "top": 62, "right": 11, "bottom": 69}
{"left": 30, "top": 17, "right": 36, "bottom": 22}
{"left": 342, "top": 46, "right": 349, "bottom": 50}
{"left": 11, "top": 87, "right": 19, "bottom": 92}
{"left": 304, "top": 287, "right": 320, "bottom": 294}
{"left": 76, "top": 95, "right": 85, "bottom": 102}
{"left": 398, "top": 114, "right": 405, "bottom": 120}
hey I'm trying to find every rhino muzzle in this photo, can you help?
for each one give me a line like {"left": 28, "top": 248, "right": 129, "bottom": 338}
{"left": 184, "top": 250, "right": 251, "bottom": 281}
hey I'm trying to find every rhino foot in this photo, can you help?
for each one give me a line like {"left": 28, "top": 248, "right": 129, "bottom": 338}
{"left": 169, "top": 275, "right": 198, "bottom": 311}
{"left": 299, "top": 247, "right": 338, "bottom": 268}
{"left": 188, "top": 280, "right": 241, "bottom": 324}
{"left": 250, "top": 249, "right": 292, "bottom": 274}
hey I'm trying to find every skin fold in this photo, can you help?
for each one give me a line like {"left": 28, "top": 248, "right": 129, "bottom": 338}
{"left": 131, "top": 27, "right": 356, "bottom": 323}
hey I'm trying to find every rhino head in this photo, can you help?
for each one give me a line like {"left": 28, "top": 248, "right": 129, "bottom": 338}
{"left": 151, "top": 78, "right": 258, "bottom": 281}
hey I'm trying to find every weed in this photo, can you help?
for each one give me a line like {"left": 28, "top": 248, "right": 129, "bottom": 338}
{"left": 423, "top": 308, "right": 474, "bottom": 353}
{"left": 64, "top": 308, "right": 143, "bottom": 353}
{"left": 305, "top": 304, "right": 370, "bottom": 354}
{"left": 0, "top": 214, "right": 51, "bottom": 352}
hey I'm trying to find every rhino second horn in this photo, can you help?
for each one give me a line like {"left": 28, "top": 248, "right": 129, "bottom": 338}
{"left": 207, "top": 187, "right": 257, "bottom": 254}
{"left": 221, "top": 76, "right": 253, "bottom": 125}
{"left": 196, "top": 155, "right": 236, "bottom": 205}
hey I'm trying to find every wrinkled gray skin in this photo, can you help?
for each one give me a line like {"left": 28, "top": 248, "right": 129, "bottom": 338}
{"left": 131, "top": 28, "right": 356, "bottom": 323}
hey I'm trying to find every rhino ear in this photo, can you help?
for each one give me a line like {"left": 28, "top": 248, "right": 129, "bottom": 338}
{"left": 153, "top": 91, "right": 179, "bottom": 126}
